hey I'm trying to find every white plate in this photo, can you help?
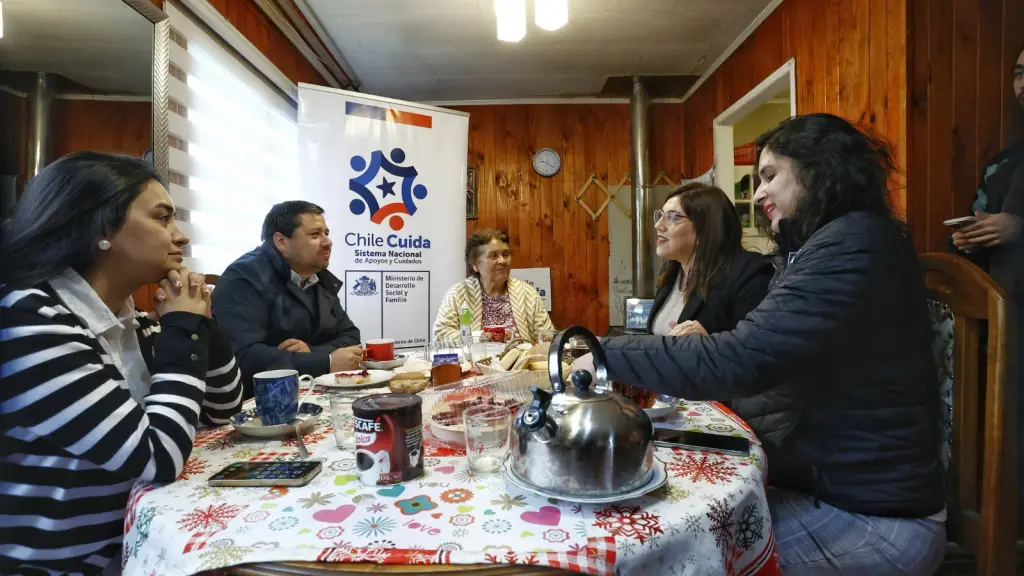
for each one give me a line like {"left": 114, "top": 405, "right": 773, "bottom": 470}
{"left": 360, "top": 355, "right": 408, "bottom": 370}
{"left": 314, "top": 369, "right": 394, "bottom": 389}
{"left": 644, "top": 401, "right": 676, "bottom": 420}
{"left": 230, "top": 403, "right": 323, "bottom": 438}
{"left": 503, "top": 457, "right": 668, "bottom": 504}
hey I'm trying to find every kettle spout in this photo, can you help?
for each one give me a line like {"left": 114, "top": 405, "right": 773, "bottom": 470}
{"left": 518, "top": 386, "right": 556, "bottom": 442}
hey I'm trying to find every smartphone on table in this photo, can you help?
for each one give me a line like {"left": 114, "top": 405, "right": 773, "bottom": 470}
{"left": 208, "top": 460, "right": 322, "bottom": 487}
{"left": 654, "top": 428, "right": 751, "bottom": 457}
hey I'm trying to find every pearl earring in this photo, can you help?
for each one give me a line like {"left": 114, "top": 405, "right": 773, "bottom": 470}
{"left": 98, "top": 240, "right": 111, "bottom": 251}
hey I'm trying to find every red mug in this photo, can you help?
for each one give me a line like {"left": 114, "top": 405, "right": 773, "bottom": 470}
{"left": 482, "top": 325, "right": 506, "bottom": 343}
{"left": 365, "top": 339, "right": 395, "bottom": 361}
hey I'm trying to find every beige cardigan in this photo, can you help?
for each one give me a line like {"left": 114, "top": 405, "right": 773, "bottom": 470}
{"left": 433, "top": 276, "right": 555, "bottom": 343}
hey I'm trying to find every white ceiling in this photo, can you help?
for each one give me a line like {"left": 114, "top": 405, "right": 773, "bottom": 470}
{"left": 304, "top": 0, "right": 774, "bottom": 101}
{"left": 0, "top": 0, "right": 154, "bottom": 95}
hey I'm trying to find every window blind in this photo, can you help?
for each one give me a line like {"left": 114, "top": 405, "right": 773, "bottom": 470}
{"left": 165, "top": 2, "right": 299, "bottom": 275}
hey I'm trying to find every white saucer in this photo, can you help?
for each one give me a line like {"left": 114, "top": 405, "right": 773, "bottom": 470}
{"left": 314, "top": 369, "right": 394, "bottom": 389}
{"left": 360, "top": 355, "right": 407, "bottom": 370}
{"left": 230, "top": 403, "right": 323, "bottom": 438}
{"left": 644, "top": 401, "right": 676, "bottom": 420}
{"left": 502, "top": 457, "right": 668, "bottom": 504}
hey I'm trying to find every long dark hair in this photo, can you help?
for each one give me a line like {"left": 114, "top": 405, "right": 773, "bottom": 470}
{"left": 0, "top": 151, "right": 166, "bottom": 288}
{"left": 464, "top": 228, "right": 510, "bottom": 278}
{"left": 656, "top": 182, "right": 743, "bottom": 300}
{"left": 754, "top": 113, "right": 900, "bottom": 246}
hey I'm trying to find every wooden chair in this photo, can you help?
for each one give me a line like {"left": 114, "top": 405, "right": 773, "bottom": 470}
{"left": 921, "top": 253, "right": 1017, "bottom": 575}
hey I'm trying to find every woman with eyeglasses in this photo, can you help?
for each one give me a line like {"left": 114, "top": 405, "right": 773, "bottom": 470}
{"left": 434, "top": 228, "right": 554, "bottom": 344}
{"left": 647, "top": 183, "right": 799, "bottom": 449}
{"left": 648, "top": 182, "right": 772, "bottom": 339}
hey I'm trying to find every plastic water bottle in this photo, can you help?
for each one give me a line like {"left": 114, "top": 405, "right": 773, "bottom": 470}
{"left": 458, "top": 303, "right": 473, "bottom": 345}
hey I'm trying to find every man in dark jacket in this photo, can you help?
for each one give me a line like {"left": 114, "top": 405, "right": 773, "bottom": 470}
{"left": 212, "top": 201, "right": 362, "bottom": 398}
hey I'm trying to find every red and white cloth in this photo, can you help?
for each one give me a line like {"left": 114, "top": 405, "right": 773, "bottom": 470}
{"left": 123, "top": 392, "right": 780, "bottom": 576}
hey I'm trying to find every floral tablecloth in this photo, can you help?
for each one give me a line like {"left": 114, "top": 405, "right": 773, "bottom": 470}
{"left": 122, "top": 388, "right": 781, "bottom": 576}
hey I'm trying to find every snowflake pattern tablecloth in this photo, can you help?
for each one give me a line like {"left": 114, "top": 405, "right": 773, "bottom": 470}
{"left": 122, "top": 389, "right": 781, "bottom": 576}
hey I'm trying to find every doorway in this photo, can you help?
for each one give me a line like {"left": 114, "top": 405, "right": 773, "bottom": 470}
{"left": 713, "top": 59, "right": 796, "bottom": 254}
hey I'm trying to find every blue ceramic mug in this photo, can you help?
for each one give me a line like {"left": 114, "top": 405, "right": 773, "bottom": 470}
{"left": 252, "top": 370, "right": 313, "bottom": 426}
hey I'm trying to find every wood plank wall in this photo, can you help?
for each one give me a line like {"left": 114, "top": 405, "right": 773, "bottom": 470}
{"left": 51, "top": 100, "right": 153, "bottom": 159}
{"left": 206, "top": 0, "right": 328, "bottom": 86}
{"left": 906, "top": 0, "right": 1024, "bottom": 253}
{"left": 454, "top": 104, "right": 684, "bottom": 335}
{"left": 679, "top": 0, "right": 909, "bottom": 217}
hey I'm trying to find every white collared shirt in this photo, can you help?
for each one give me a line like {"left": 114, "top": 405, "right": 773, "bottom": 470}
{"left": 290, "top": 270, "right": 320, "bottom": 291}
{"left": 48, "top": 268, "right": 152, "bottom": 403}
{"left": 651, "top": 270, "right": 687, "bottom": 336}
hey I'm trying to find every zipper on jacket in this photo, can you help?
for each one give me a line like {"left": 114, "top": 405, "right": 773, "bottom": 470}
{"left": 812, "top": 465, "right": 821, "bottom": 508}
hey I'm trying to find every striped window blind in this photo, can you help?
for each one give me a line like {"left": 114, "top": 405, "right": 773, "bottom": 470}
{"left": 165, "top": 2, "right": 299, "bottom": 275}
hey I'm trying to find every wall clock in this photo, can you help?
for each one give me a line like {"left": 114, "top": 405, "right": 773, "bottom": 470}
{"left": 532, "top": 147, "right": 561, "bottom": 178}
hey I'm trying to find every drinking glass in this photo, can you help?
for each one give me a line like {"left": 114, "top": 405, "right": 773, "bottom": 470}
{"left": 426, "top": 340, "right": 467, "bottom": 386}
{"left": 330, "top": 393, "right": 360, "bottom": 450}
{"left": 463, "top": 405, "right": 511, "bottom": 473}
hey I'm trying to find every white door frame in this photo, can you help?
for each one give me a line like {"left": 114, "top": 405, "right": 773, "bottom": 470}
{"left": 713, "top": 58, "right": 797, "bottom": 198}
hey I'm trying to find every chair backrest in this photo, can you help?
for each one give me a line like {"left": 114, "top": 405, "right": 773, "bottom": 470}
{"left": 921, "top": 252, "right": 1017, "bottom": 575}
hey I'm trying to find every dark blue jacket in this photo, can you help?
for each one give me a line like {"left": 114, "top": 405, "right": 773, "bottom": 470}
{"left": 212, "top": 242, "right": 360, "bottom": 396}
{"left": 601, "top": 212, "right": 945, "bottom": 518}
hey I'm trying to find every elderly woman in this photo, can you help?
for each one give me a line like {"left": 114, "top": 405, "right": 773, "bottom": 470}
{"left": 434, "top": 228, "right": 554, "bottom": 342}
{"left": 0, "top": 152, "right": 241, "bottom": 574}
{"left": 575, "top": 114, "right": 946, "bottom": 574}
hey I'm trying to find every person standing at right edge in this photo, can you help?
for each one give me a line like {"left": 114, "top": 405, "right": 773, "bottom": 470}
{"left": 950, "top": 44, "right": 1024, "bottom": 528}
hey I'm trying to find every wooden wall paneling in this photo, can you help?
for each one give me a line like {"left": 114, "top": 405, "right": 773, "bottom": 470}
{"left": 455, "top": 103, "right": 674, "bottom": 332}
{"left": 927, "top": 0, "right": 955, "bottom": 254}
{"left": 205, "top": 0, "right": 327, "bottom": 86}
{"left": 557, "top": 106, "right": 576, "bottom": 328}
{"left": 504, "top": 106, "right": 523, "bottom": 260}
{"left": 50, "top": 100, "right": 153, "bottom": 160}
{"left": 577, "top": 105, "right": 593, "bottom": 330}
{"left": 837, "top": 0, "right": 870, "bottom": 123}
{"left": 976, "top": 0, "right": 1005, "bottom": 178}
{"left": 1002, "top": 0, "right": 1024, "bottom": 143}
{"left": 536, "top": 107, "right": 552, "bottom": 276}
{"left": 493, "top": 108, "right": 510, "bottom": 236}
{"left": 886, "top": 0, "right": 907, "bottom": 217}
{"left": 952, "top": 0, "right": 980, "bottom": 225}
{"left": 906, "top": 0, "right": 1023, "bottom": 253}
{"left": 907, "top": 0, "right": 929, "bottom": 250}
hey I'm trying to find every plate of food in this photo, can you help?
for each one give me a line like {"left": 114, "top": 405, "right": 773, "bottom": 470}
{"left": 388, "top": 372, "right": 432, "bottom": 394}
{"left": 643, "top": 400, "right": 676, "bottom": 420}
{"left": 314, "top": 369, "right": 394, "bottom": 389}
{"left": 428, "top": 389, "right": 524, "bottom": 445}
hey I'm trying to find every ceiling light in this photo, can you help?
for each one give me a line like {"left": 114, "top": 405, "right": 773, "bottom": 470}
{"left": 534, "top": 0, "right": 567, "bottom": 31}
{"left": 494, "top": 0, "right": 526, "bottom": 42}
{"left": 0, "top": 1, "right": 5, "bottom": 40}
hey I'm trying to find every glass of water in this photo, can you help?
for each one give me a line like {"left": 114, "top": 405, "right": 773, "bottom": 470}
{"left": 463, "top": 405, "right": 511, "bottom": 473}
{"left": 330, "top": 393, "right": 359, "bottom": 450}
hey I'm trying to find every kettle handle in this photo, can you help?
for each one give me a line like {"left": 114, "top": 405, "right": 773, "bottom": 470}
{"left": 547, "top": 326, "right": 609, "bottom": 394}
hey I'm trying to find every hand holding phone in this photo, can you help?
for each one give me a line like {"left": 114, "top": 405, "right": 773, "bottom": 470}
{"left": 943, "top": 216, "right": 978, "bottom": 228}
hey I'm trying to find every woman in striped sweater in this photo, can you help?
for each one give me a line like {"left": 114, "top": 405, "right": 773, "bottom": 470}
{"left": 0, "top": 152, "right": 242, "bottom": 575}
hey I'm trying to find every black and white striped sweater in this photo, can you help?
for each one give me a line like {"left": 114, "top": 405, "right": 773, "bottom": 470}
{"left": 0, "top": 283, "right": 242, "bottom": 575}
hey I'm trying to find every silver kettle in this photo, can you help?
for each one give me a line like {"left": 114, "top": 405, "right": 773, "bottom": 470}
{"left": 509, "top": 327, "right": 655, "bottom": 498}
